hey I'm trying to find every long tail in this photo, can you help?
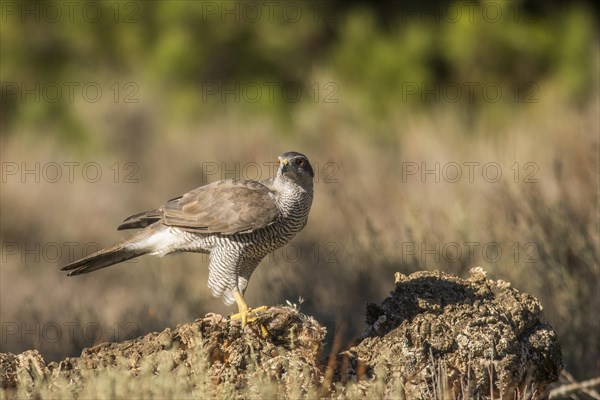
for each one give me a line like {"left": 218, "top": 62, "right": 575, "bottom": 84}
{"left": 61, "top": 239, "right": 149, "bottom": 276}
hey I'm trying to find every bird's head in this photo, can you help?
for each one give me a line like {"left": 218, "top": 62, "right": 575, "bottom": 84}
{"left": 276, "top": 151, "right": 314, "bottom": 188}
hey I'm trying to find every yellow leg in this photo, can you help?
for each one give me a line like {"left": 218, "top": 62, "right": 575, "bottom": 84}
{"left": 229, "top": 291, "right": 268, "bottom": 329}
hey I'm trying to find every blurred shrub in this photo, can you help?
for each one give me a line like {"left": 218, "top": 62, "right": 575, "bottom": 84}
{"left": 331, "top": 2, "right": 597, "bottom": 116}
{"left": 1, "top": 0, "right": 597, "bottom": 142}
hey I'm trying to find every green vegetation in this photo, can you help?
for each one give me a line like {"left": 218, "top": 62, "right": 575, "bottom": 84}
{"left": 2, "top": 1, "right": 597, "bottom": 137}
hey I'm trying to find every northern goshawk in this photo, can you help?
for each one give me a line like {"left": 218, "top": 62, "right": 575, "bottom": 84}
{"left": 61, "top": 152, "right": 314, "bottom": 325}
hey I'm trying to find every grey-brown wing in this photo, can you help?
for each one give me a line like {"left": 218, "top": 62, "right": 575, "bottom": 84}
{"left": 119, "top": 180, "right": 280, "bottom": 235}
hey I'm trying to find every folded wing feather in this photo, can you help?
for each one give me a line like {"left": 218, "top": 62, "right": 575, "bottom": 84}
{"left": 118, "top": 180, "right": 280, "bottom": 235}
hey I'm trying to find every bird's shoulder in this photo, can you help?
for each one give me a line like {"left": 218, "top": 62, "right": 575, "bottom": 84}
{"left": 171, "top": 178, "right": 276, "bottom": 208}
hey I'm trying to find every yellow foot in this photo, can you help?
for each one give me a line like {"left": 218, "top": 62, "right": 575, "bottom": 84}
{"left": 229, "top": 291, "right": 269, "bottom": 336}
{"left": 229, "top": 306, "right": 268, "bottom": 327}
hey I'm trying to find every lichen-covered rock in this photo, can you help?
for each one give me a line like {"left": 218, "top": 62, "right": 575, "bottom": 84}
{"left": 1, "top": 269, "right": 563, "bottom": 399}
{"left": 1, "top": 306, "right": 325, "bottom": 398}
{"left": 336, "top": 268, "right": 562, "bottom": 399}
{"left": 0, "top": 350, "right": 49, "bottom": 391}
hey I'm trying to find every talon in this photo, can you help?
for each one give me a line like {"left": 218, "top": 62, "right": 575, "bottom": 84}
{"left": 259, "top": 323, "right": 269, "bottom": 338}
{"left": 230, "top": 306, "right": 269, "bottom": 327}
{"left": 229, "top": 291, "right": 268, "bottom": 329}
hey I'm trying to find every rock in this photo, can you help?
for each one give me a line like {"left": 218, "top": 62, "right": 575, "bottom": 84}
{"left": 0, "top": 268, "right": 562, "bottom": 399}
{"left": 336, "top": 268, "right": 562, "bottom": 399}
{"left": 0, "top": 350, "right": 49, "bottom": 391}
{"left": 1, "top": 306, "right": 326, "bottom": 398}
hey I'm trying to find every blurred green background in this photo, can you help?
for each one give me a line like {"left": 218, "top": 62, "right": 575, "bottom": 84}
{"left": 1, "top": 0, "right": 598, "bottom": 383}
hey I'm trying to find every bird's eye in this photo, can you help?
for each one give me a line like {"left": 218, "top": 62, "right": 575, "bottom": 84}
{"left": 277, "top": 159, "right": 281, "bottom": 165}
{"left": 296, "top": 158, "right": 305, "bottom": 166}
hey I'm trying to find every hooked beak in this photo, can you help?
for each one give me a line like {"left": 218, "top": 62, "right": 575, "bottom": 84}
{"left": 278, "top": 157, "right": 289, "bottom": 173}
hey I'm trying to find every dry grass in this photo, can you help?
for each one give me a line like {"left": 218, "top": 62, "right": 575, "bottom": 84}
{"left": 1, "top": 71, "right": 598, "bottom": 397}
